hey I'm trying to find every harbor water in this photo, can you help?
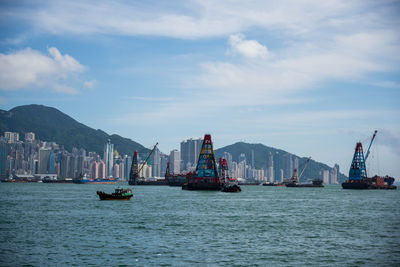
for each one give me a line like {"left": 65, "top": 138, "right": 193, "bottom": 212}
{"left": 1, "top": 183, "right": 399, "bottom": 266}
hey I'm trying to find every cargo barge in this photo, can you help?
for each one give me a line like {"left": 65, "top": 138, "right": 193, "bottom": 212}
{"left": 342, "top": 130, "right": 397, "bottom": 190}
{"left": 42, "top": 178, "right": 73, "bottom": 183}
{"left": 182, "top": 134, "right": 222, "bottom": 191}
{"left": 72, "top": 174, "right": 118, "bottom": 184}
{"left": 164, "top": 162, "right": 193, "bottom": 186}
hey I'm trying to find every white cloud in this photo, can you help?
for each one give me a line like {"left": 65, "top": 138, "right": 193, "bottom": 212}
{"left": 0, "top": 47, "right": 85, "bottom": 94}
{"left": 51, "top": 84, "right": 79, "bottom": 95}
{"left": 7, "top": 1, "right": 394, "bottom": 39}
{"left": 83, "top": 80, "right": 97, "bottom": 89}
{"left": 228, "top": 34, "right": 268, "bottom": 59}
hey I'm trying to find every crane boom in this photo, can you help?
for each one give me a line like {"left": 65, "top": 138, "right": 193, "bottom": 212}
{"left": 138, "top": 142, "right": 159, "bottom": 175}
{"left": 364, "top": 130, "right": 377, "bottom": 161}
{"left": 298, "top": 157, "right": 311, "bottom": 179}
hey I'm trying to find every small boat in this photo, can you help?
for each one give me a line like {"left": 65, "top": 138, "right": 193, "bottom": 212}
{"left": 221, "top": 184, "right": 241, "bottom": 192}
{"left": 96, "top": 188, "right": 133, "bottom": 200}
{"left": 262, "top": 182, "right": 285, "bottom": 186}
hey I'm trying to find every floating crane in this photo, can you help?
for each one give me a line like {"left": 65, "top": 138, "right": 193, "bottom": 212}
{"left": 128, "top": 142, "right": 158, "bottom": 185}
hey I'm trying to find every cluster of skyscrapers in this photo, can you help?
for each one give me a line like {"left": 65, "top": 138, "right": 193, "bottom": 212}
{"left": 1, "top": 132, "right": 339, "bottom": 184}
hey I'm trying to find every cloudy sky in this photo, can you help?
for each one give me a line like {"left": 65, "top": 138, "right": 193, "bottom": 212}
{"left": 1, "top": 0, "right": 399, "bottom": 177}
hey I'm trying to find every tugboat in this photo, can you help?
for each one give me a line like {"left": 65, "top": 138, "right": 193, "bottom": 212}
{"left": 285, "top": 157, "right": 324, "bottom": 188}
{"left": 96, "top": 188, "right": 133, "bottom": 200}
{"left": 219, "top": 158, "right": 241, "bottom": 193}
{"left": 182, "top": 134, "right": 222, "bottom": 190}
{"left": 342, "top": 130, "right": 397, "bottom": 190}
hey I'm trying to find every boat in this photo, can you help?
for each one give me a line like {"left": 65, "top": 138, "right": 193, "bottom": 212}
{"left": 342, "top": 130, "right": 397, "bottom": 190}
{"left": 42, "top": 178, "right": 73, "bottom": 183}
{"left": 136, "top": 178, "right": 168, "bottom": 185}
{"left": 128, "top": 143, "right": 159, "bottom": 185}
{"left": 182, "top": 134, "right": 222, "bottom": 191}
{"left": 262, "top": 181, "right": 285, "bottom": 186}
{"left": 238, "top": 181, "right": 261, "bottom": 185}
{"left": 219, "top": 158, "right": 242, "bottom": 193}
{"left": 285, "top": 157, "right": 324, "bottom": 188}
{"left": 221, "top": 184, "right": 242, "bottom": 192}
{"left": 165, "top": 162, "right": 194, "bottom": 186}
{"left": 286, "top": 179, "right": 324, "bottom": 187}
{"left": 96, "top": 188, "right": 133, "bottom": 200}
{"left": 73, "top": 174, "right": 118, "bottom": 184}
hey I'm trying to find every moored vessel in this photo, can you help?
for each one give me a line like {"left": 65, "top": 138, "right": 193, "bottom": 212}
{"left": 284, "top": 157, "right": 324, "bottom": 188}
{"left": 128, "top": 143, "right": 160, "bottom": 185}
{"left": 73, "top": 174, "right": 118, "bottom": 184}
{"left": 342, "top": 130, "right": 396, "bottom": 190}
{"left": 182, "top": 134, "right": 222, "bottom": 191}
{"left": 165, "top": 162, "right": 194, "bottom": 186}
{"left": 42, "top": 178, "right": 73, "bottom": 183}
{"left": 219, "top": 158, "right": 241, "bottom": 193}
{"left": 96, "top": 188, "right": 133, "bottom": 200}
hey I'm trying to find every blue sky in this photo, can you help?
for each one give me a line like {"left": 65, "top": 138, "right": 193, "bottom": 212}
{"left": 1, "top": 0, "right": 399, "bottom": 177}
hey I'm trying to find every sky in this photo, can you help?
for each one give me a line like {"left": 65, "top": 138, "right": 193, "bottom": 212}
{"left": 0, "top": 0, "right": 399, "bottom": 177}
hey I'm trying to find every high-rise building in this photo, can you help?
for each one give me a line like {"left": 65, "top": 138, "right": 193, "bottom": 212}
{"left": 151, "top": 148, "right": 161, "bottom": 177}
{"left": 268, "top": 151, "right": 274, "bottom": 182}
{"left": 124, "top": 155, "right": 132, "bottom": 181}
{"left": 24, "top": 132, "right": 35, "bottom": 142}
{"left": 98, "top": 161, "right": 106, "bottom": 179}
{"left": 251, "top": 149, "right": 255, "bottom": 168}
{"left": 330, "top": 164, "right": 339, "bottom": 184}
{"left": 180, "top": 138, "right": 203, "bottom": 171}
{"left": 322, "top": 170, "right": 330, "bottom": 184}
{"left": 0, "top": 139, "right": 7, "bottom": 179}
{"left": 169, "top": 149, "right": 181, "bottom": 174}
{"left": 103, "top": 139, "right": 114, "bottom": 177}
{"left": 38, "top": 148, "right": 51, "bottom": 174}
{"left": 4, "top": 132, "right": 19, "bottom": 143}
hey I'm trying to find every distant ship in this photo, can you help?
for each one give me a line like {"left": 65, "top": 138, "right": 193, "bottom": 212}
{"left": 342, "top": 130, "right": 396, "bottom": 190}
{"left": 182, "top": 134, "right": 222, "bottom": 191}
{"left": 72, "top": 174, "right": 118, "bottom": 184}
{"left": 165, "top": 162, "right": 194, "bottom": 186}
{"left": 42, "top": 178, "right": 73, "bottom": 183}
{"left": 219, "top": 158, "right": 241, "bottom": 193}
{"left": 262, "top": 181, "right": 285, "bottom": 186}
{"left": 284, "top": 157, "right": 324, "bottom": 188}
{"left": 97, "top": 188, "right": 133, "bottom": 200}
{"left": 128, "top": 143, "right": 168, "bottom": 185}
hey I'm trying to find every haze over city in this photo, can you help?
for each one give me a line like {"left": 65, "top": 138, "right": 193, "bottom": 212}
{"left": 1, "top": 1, "right": 399, "bottom": 177}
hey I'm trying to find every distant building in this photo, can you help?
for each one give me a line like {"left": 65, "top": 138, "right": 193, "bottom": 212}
{"left": 4, "top": 132, "right": 19, "bottom": 143}
{"left": 169, "top": 149, "right": 181, "bottom": 174}
{"left": 330, "top": 164, "right": 339, "bottom": 184}
{"left": 268, "top": 152, "right": 274, "bottom": 182}
{"left": 151, "top": 148, "right": 161, "bottom": 177}
{"left": 103, "top": 139, "right": 113, "bottom": 177}
{"left": 39, "top": 148, "right": 51, "bottom": 174}
{"left": 180, "top": 138, "right": 203, "bottom": 171}
{"left": 322, "top": 170, "right": 330, "bottom": 184}
{"left": 0, "top": 139, "right": 7, "bottom": 179}
{"left": 24, "top": 132, "right": 35, "bottom": 142}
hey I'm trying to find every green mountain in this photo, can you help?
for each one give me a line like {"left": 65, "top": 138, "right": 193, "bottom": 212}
{"left": 215, "top": 142, "right": 347, "bottom": 183}
{"left": 0, "top": 104, "right": 150, "bottom": 156}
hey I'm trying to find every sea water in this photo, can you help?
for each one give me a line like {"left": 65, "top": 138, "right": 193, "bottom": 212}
{"left": 1, "top": 183, "right": 399, "bottom": 266}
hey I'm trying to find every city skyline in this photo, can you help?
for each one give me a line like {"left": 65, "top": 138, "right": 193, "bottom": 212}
{"left": 0, "top": 1, "right": 399, "bottom": 177}
{"left": 1, "top": 130, "right": 341, "bottom": 184}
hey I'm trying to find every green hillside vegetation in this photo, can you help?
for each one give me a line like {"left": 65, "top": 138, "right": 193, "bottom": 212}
{"left": 0, "top": 104, "right": 150, "bottom": 156}
{"left": 215, "top": 142, "right": 347, "bottom": 183}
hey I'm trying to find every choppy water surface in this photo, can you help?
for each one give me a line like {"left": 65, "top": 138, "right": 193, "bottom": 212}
{"left": 1, "top": 183, "right": 399, "bottom": 266}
